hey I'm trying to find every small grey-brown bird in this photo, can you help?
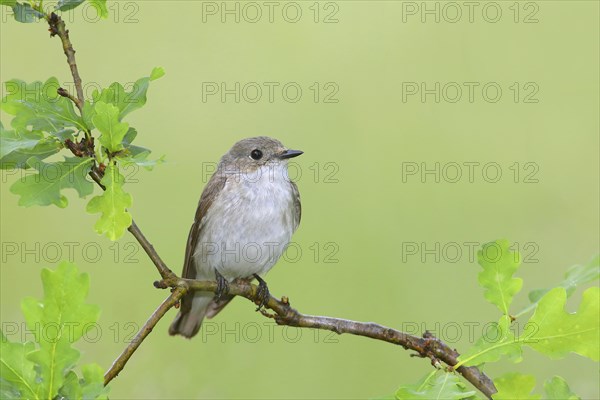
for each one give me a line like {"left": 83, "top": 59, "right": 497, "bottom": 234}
{"left": 169, "top": 137, "right": 302, "bottom": 338}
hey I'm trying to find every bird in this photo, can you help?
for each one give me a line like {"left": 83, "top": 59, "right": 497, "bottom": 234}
{"left": 169, "top": 136, "right": 302, "bottom": 338}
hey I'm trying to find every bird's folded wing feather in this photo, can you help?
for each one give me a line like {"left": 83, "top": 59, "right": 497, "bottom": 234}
{"left": 179, "top": 173, "right": 228, "bottom": 313}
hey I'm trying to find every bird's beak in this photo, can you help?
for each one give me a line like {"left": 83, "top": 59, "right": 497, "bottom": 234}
{"left": 278, "top": 149, "right": 303, "bottom": 159}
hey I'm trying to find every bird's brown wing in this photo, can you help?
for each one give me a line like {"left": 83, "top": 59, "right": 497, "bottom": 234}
{"left": 178, "top": 173, "right": 228, "bottom": 316}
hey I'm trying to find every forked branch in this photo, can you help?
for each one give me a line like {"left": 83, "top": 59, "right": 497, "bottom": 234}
{"left": 103, "top": 277, "right": 497, "bottom": 398}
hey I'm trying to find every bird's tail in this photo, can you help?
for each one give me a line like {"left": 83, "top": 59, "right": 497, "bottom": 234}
{"left": 169, "top": 293, "right": 213, "bottom": 338}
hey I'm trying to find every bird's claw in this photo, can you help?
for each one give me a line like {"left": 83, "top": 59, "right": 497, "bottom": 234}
{"left": 253, "top": 273, "right": 270, "bottom": 311}
{"left": 215, "top": 270, "right": 230, "bottom": 301}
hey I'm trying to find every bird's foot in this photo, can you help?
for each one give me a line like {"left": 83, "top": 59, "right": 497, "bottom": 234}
{"left": 215, "top": 270, "right": 230, "bottom": 301}
{"left": 253, "top": 274, "right": 270, "bottom": 311}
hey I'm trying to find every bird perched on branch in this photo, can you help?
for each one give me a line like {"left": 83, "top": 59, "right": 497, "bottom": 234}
{"left": 169, "top": 137, "right": 302, "bottom": 338}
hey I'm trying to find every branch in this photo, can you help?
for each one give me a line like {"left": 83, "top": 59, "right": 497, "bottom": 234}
{"left": 127, "top": 220, "right": 177, "bottom": 280}
{"left": 103, "top": 286, "right": 186, "bottom": 385}
{"left": 124, "top": 277, "right": 497, "bottom": 398}
{"left": 48, "top": 12, "right": 85, "bottom": 113}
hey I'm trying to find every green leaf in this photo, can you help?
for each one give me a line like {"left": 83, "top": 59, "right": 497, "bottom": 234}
{"left": 120, "top": 127, "right": 153, "bottom": 157}
{"left": 57, "top": 364, "right": 109, "bottom": 400}
{"left": 12, "top": 3, "right": 44, "bottom": 23}
{"left": 117, "top": 151, "right": 165, "bottom": 171}
{"left": 10, "top": 156, "right": 94, "bottom": 207}
{"left": 123, "top": 126, "right": 141, "bottom": 146}
{"left": 92, "top": 101, "right": 129, "bottom": 153}
{"left": 81, "top": 100, "right": 95, "bottom": 131}
{"left": 0, "top": 334, "right": 41, "bottom": 399}
{"left": 528, "top": 255, "right": 600, "bottom": 303}
{"left": 88, "top": 0, "right": 108, "bottom": 18}
{"left": 118, "top": 69, "right": 161, "bottom": 118}
{"left": 51, "top": 128, "right": 75, "bottom": 142}
{"left": 477, "top": 240, "right": 523, "bottom": 315}
{"left": 86, "top": 164, "right": 132, "bottom": 240}
{"left": 0, "top": 136, "right": 62, "bottom": 169}
{"left": 117, "top": 127, "right": 165, "bottom": 170}
{"left": 0, "top": 122, "right": 65, "bottom": 169}
{"left": 89, "top": 68, "right": 165, "bottom": 121}
{"left": 543, "top": 376, "right": 579, "bottom": 400}
{"left": 0, "top": 122, "right": 40, "bottom": 159}
{"left": 457, "top": 315, "right": 522, "bottom": 366}
{"left": 0, "top": 380, "right": 23, "bottom": 400}
{"left": 2, "top": 78, "right": 85, "bottom": 134}
{"left": 150, "top": 66, "right": 165, "bottom": 81}
{"left": 492, "top": 373, "right": 540, "bottom": 400}
{"left": 5, "top": 263, "right": 107, "bottom": 400}
{"left": 459, "top": 287, "right": 599, "bottom": 367}
{"left": 89, "top": 84, "right": 127, "bottom": 123}
{"left": 117, "top": 67, "right": 165, "bottom": 119}
{"left": 395, "top": 370, "right": 477, "bottom": 400}
{"left": 0, "top": 122, "right": 64, "bottom": 169}
{"left": 55, "top": 0, "right": 86, "bottom": 12}
{"left": 81, "top": 363, "right": 109, "bottom": 399}
{"left": 58, "top": 371, "right": 83, "bottom": 399}
{"left": 527, "top": 287, "right": 599, "bottom": 361}
{"left": 21, "top": 261, "right": 100, "bottom": 400}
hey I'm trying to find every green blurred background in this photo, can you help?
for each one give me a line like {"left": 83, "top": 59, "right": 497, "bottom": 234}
{"left": 1, "top": 1, "right": 598, "bottom": 398}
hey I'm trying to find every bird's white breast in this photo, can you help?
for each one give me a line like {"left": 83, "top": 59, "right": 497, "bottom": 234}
{"left": 193, "top": 163, "right": 296, "bottom": 281}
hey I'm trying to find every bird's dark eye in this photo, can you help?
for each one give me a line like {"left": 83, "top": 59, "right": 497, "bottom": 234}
{"left": 250, "top": 149, "right": 263, "bottom": 160}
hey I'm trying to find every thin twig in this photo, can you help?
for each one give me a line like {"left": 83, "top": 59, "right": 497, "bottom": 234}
{"left": 57, "top": 87, "right": 80, "bottom": 107}
{"left": 127, "top": 220, "right": 177, "bottom": 280}
{"left": 88, "top": 167, "right": 105, "bottom": 189}
{"left": 103, "top": 286, "right": 187, "bottom": 385}
{"left": 47, "top": 12, "right": 84, "bottom": 112}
